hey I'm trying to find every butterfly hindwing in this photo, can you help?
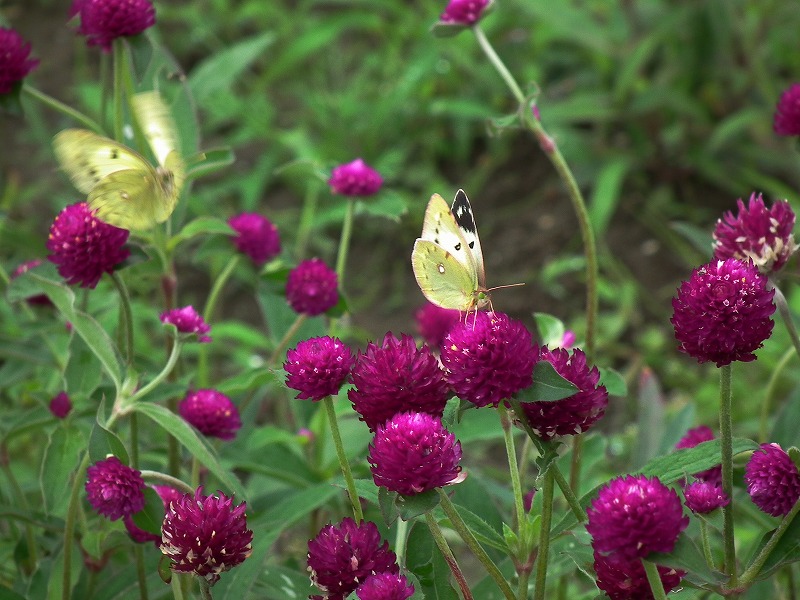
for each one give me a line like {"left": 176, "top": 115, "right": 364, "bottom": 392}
{"left": 131, "top": 91, "right": 180, "bottom": 168}
{"left": 411, "top": 239, "right": 479, "bottom": 312}
{"left": 450, "top": 189, "right": 486, "bottom": 288}
{"left": 87, "top": 169, "right": 163, "bottom": 230}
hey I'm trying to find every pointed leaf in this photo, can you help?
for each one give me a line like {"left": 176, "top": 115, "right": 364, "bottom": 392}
{"left": 40, "top": 425, "right": 86, "bottom": 517}
{"left": 397, "top": 490, "right": 439, "bottom": 521}
{"left": 516, "top": 361, "right": 577, "bottom": 403}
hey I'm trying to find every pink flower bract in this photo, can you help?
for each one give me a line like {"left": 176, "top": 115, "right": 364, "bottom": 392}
{"left": 439, "top": 0, "right": 489, "bottom": 25}
{"left": 179, "top": 389, "right": 241, "bottom": 440}
{"left": 328, "top": 158, "right": 383, "bottom": 197}
{"left": 284, "top": 336, "right": 354, "bottom": 401}
{"left": 745, "top": 443, "right": 800, "bottom": 517}
{"left": 286, "top": 258, "right": 339, "bottom": 316}
{"left": 85, "top": 456, "right": 145, "bottom": 521}
{"left": 774, "top": 83, "right": 800, "bottom": 136}
{"left": 160, "top": 306, "right": 212, "bottom": 343}
{"left": 49, "top": 391, "right": 72, "bottom": 418}
{"left": 71, "top": 0, "right": 156, "bottom": 52}
{"left": 228, "top": 212, "right": 280, "bottom": 266}
{"left": 0, "top": 27, "right": 39, "bottom": 94}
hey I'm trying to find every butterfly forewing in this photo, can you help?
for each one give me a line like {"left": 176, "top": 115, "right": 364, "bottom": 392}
{"left": 450, "top": 189, "right": 486, "bottom": 288}
{"left": 412, "top": 239, "right": 479, "bottom": 312}
{"left": 131, "top": 91, "right": 180, "bottom": 168}
{"left": 87, "top": 170, "right": 163, "bottom": 230}
{"left": 419, "top": 193, "right": 477, "bottom": 273}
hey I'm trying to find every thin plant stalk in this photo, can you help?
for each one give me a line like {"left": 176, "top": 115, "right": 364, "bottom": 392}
{"left": 23, "top": 86, "right": 105, "bottom": 134}
{"left": 0, "top": 457, "right": 38, "bottom": 567}
{"left": 62, "top": 453, "right": 90, "bottom": 600}
{"left": 758, "top": 346, "right": 795, "bottom": 442}
{"left": 335, "top": 199, "right": 355, "bottom": 290}
{"left": 424, "top": 511, "right": 474, "bottom": 600}
{"left": 533, "top": 469, "right": 554, "bottom": 600}
{"left": 269, "top": 314, "right": 307, "bottom": 365}
{"left": 198, "top": 578, "right": 213, "bottom": 600}
{"left": 110, "top": 271, "right": 134, "bottom": 366}
{"left": 718, "top": 364, "right": 737, "bottom": 586}
{"left": 323, "top": 396, "right": 364, "bottom": 522}
{"left": 140, "top": 470, "right": 196, "bottom": 495}
{"left": 134, "top": 544, "right": 149, "bottom": 600}
{"left": 198, "top": 254, "right": 241, "bottom": 386}
{"left": 437, "top": 489, "right": 516, "bottom": 600}
{"left": 498, "top": 404, "right": 526, "bottom": 527}
{"left": 295, "top": 183, "right": 321, "bottom": 259}
{"left": 126, "top": 340, "right": 183, "bottom": 405}
{"left": 642, "top": 560, "right": 668, "bottom": 600}
{"left": 739, "top": 495, "right": 800, "bottom": 586}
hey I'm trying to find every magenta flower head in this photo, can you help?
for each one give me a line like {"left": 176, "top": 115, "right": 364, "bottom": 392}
{"left": 671, "top": 258, "right": 775, "bottom": 367}
{"left": 286, "top": 258, "right": 339, "bottom": 316}
{"left": 587, "top": 475, "right": 688, "bottom": 561}
{"left": 49, "top": 391, "right": 72, "bottom": 419}
{"left": 0, "top": 28, "right": 39, "bottom": 94}
{"left": 160, "top": 306, "right": 211, "bottom": 343}
{"left": 441, "top": 311, "right": 537, "bottom": 408}
{"left": 153, "top": 484, "right": 183, "bottom": 508}
{"left": 46, "top": 202, "right": 130, "bottom": 289}
{"left": 284, "top": 336, "right": 354, "bottom": 401}
{"left": 307, "top": 517, "right": 399, "bottom": 599}
{"left": 593, "top": 551, "right": 684, "bottom": 600}
{"left": 356, "top": 573, "right": 415, "bottom": 600}
{"left": 675, "top": 425, "right": 721, "bottom": 485}
{"left": 713, "top": 193, "right": 798, "bottom": 273}
{"left": 328, "top": 158, "right": 383, "bottom": 197}
{"left": 179, "top": 389, "right": 241, "bottom": 440}
{"left": 520, "top": 346, "right": 608, "bottom": 440}
{"left": 774, "top": 83, "right": 800, "bottom": 137}
{"left": 228, "top": 212, "right": 280, "bottom": 266}
{"left": 349, "top": 333, "right": 450, "bottom": 431}
{"left": 161, "top": 487, "right": 253, "bottom": 585}
{"left": 439, "top": 0, "right": 490, "bottom": 25}
{"left": 70, "top": 0, "right": 156, "bottom": 52}
{"left": 414, "top": 302, "right": 460, "bottom": 349}
{"left": 85, "top": 456, "right": 146, "bottom": 521}
{"left": 745, "top": 443, "right": 800, "bottom": 517}
{"left": 683, "top": 480, "right": 730, "bottom": 514}
{"left": 369, "top": 412, "right": 464, "bottom": 496}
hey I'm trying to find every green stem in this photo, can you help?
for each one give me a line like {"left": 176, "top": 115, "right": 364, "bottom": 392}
{"left": 124, "top": 340, "right": 183, "bottom": 406}
{"left": 269, "top": 314, "right": 308, "bottom": 365}
{"left": 130, "top": 412, "right": 139, "bottom": 468}
{"left": 424, "top": 512, "right": 474, "bottom": 600}
{"left": 642, "top": 560, "right": 668, "bottom": 600}
{"left": 533, "top": 469, "right": 554, "bottom": 600}
{"left": 472, "top": 26, "right": 525, "bottom": 104}
{"left": 394, "top": 518, "right": 410, "bottom": 568}
{"left": 170, "top": 575, "right": 186, "bottom": 600}
{"left": 62, "top": 452, "right": 90, "bottom": 600}
{"left": 140, "top": 470, "right": 195, "bottom": 495}
{"left": 437, "top": 490, "right": 516, "bottom": 600}
{"left": 759, "top": 346, "right": 795, "bottom": 442}
{"left": 335, "top": 199, "right": 355, "bottom": 291}
{"left": 569, "top": 435, "right": 583, "bottom": 492}
{"left": 110, "top": 271, "right": 134, "bottom": 366}
{"left": 295, "top": 183, "right": 321, "bottom": 259}
{"left": 772, "top": 283, "right": 800, "bottom": 359}
{"left": 198, "top": 255, "right": 241, "bottom": 386}
{"left": 323, "top": 396, "right": 364, "bottom": 522}
{"left": 134, "top": 544, "right": 149, "bottom": 600}
{"left": 739, "top": 495, "right": 800, "bottom": 586}
{"left": 112, "top": 39, "right": 126, "bottom": 142}
{"left": 22, "top": 86, "right": 105, "bottom": 134}
{"left": 498, "top": 405, "right": 525, "bottom": 528}
{"left": 198, "top": 578, "right": 213, "bottom": 600}
{"left": 719, "top": 364, "right": 737, "bottom": 586}
{"left": 699, "top": 519, "right": 715, "bottom": 570}
{"left": 0, "top": 457, "right": 38, "bottom": 568}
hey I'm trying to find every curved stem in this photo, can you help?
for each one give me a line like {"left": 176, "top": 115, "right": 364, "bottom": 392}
{"left": 110, "top": 271, "right": 134, "bottom": 366}
{"left": 759, "top": 346, "right": 795, "bottom": 442}
{"left": 642, "top": 560, "right": 668, "bottom": 600}
{"left": 62, "top": 452, "right": 90, "bottom": 600}
{"left": 472, "top": 26, "right": 525, "bottom": 104}
{"left": 437, "top": 490, "right": 516, "bottom": 600}
{"left": 198, "top": 255, "right": 241, "bottom": 386}
{"left": 424, "top": 511, "right": 474, "bottom": 600}
{"left": 772, "top": 283, "right": 800, "bottom": 358}
{"left": 269, "top": 314, "right": 307, "bottom": 365}
{"left": 739, "top": 495, "right": 800, "bottom": 586}
{"left": 140, "top": 470, "right": 195, "bottom": 495}
{"left": 718, "top": 364, "right": 737, "bottom": 586}
{"left": 295, "top": 183, "right": 321, "bottom": 259}
{"left": 498, "top": 405, "right": 525, "bottom": 528}
{"left": 125, "top": 340, "right": 183, "bottom": 406}
{"left": 134, "top": 544, "right": 149, "bottom": 600}
{"left": 533, "top": 468, "right": 554, "bottom": 600}
{"left": 198, "top": 578, "right": 213, "bottom": 600}
{"left": 323, "top": 396, "right": 364, "bottom": 522}
{"left": 23, "top": 86, "right": 105, "bottom": 134}
{"left": 335, "top": 199, "right": 355, "bottom": 291}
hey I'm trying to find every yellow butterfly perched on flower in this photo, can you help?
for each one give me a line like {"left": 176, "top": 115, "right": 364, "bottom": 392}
{"left": 52, "top": 91, "right": 185, "bottom": 231}
{"left": 411, "top": 190, "right": 491, "bottom": 313}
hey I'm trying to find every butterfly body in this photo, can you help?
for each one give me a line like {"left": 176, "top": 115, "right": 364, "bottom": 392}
{"left": 412, "top": 190, "right": 489, "bottom": 313}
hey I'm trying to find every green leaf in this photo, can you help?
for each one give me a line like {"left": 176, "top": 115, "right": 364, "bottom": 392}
{"left": 634, "top": 368, "right": 665, "bottom": 468}
{"left": 89, "top": 402, "right": 129, "bottom": 464}
{"left": 598, "top": 366, "right": 626, "bottom": 397}
{"left": 379, "top": 486, "right": 400, "bottom": 526}
{"left": 449, "top": 503, "right": 506, "bottom": 551}
{"left": 131, "top": 402, "right": 243, "bottom": 498}
{"left": 185, "top": 147, "right": 235, "bottom": 180}
{"left": 396, "top": 490, "right": 440, "bottom": 521}
{"left": 649, "top": 535, "right": 724, "bottom": 586}
{"left": 355, "top": 190, "right": 408, "bottom": 222}
{"left": 532, "top": 313, "right": 566, "bottom": 348}
{"left": 130, "top": 487, "right": 164, "bottom": 536}
{"left": 169, "top": 217, "right": 233, "bottom": 250}
{"left": 40, "top": 425, "right": 85, "bottom": 517}
{"left": 515, "top": 361, "right": 578, "bottom": 403}
{"left": 640, "top": 438, "right": 759, "bottom": 485}
{"left": 589, "top": 157, "right": 630, "bottom": 237}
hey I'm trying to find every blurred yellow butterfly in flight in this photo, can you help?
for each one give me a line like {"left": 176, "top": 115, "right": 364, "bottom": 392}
{"left": 53, "top": 91, "right": 185, "bottom": 231}
{"left": 411, "top": 190, "right": 491, "bottom": 313}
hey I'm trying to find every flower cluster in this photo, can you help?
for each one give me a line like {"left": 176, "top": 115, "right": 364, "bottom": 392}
{"left": 228, "top": 212, "right": 281, "bottom": 266}
{"left": 286, "top": 258, "right": 339, "bottom": 316}
{"left": 0, "top": 27, "right": 39, "bottom": 94}
{"left": 160, "top": 306, "right": 212, "bottom": 343}
{"left": 774, "top": 83, "right": 800, "bottom": 137}
{"left": 179, "top": 389, "right": 241, "bottom": 440}
{"left": 85, "top": 456, "right": 146, "bottom": 521}
{"left": 328, "top": 158, "right": 383, "bottom": 197}
{"left": 439, "top": 0, "right": 490, "bottom": 25}
{"left": 71, "top": 0, "right": 156, "bottom": 51}
{"left": 745, "top": 443, "right": 800, "bottom": 517}
{"left": 49, "top": 391, "right": 72, "bottom": 418}
{"left": 161, "top": 488, "right": 252, "bottom": 585}
{"left": 47, "top": 202, "right": 130, "bottom": 289}
{"left": 593, "top": 551, "right": 684, "bottom": 600}
{"left": 285, "top": 336, "right": 354, "bottom": 401}
{"left": 369, "top": 411, "right": 463, "bottom": 496}
{"left": 588, "top": 475, "right": 688, "bottom": 598}
{"left": 356, "top": 573, "right": 415, "bottom": 600}
{"left": 520, "top": 346, "right": 608, "bottom": 440}
{"left": 349, "top": 333, "right": 449, "bottom": 431}
{"left": 441, "top": 311, "right": 537, "bottom": 407}
{"left": 671, "top": 258, "right": 775, "bottom": 367}
{"left": 683, "top": 480, "right": 730, "bottom": 514}
{"left": 713, "top": 193, "right": 798, "bottom": 273}
{"left": 414, "top": 302, "right": 460, "bottom": 349}
{"left": 307, "top": 518, "right": 400, "bottom": 599}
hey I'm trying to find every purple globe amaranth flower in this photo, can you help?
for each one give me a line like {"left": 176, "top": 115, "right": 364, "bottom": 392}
{"left": 328, "top": 158, "right": 383, "bottom": 197}
{"left": 774, "top": 83, "right": 800, "bottom": 136}
{"left": 284, "top": 336, "right": 354, "bottom": 401}
{"left": 85, "top": 456, "right": 146, "bottom": 521}
{"left": 349, "top": 333, "right": 450, "bottom": 431}
{"left": 713, "top": 193, "right": 798, "bottom": 273}
{"left": 593, "top": 551, "right": 684, "bottom": 600}
{"left": 307, "top": 518, "right": 399, "bottom": 600}
{"left": 441, "top": 311, "right": 537, "bottom": 408}
{"left": 70, "top": 0, "right": 156, "bottom": 52}
{"left": 124, "top": 514, "right": 160, "bottom": 545}
{"left": 369, "top": 411, "right": 464, "bottom": 496}
{"left": 357, "top": 572, "right": 415, "bottom": 600}
{"left": 683, "top": 481, "right": 730, "bottom": 514}
{"left": 160, "top": 306, "right": 212, "bottom": 343}
{"left": 286, "top": 258, "right": 339, "bottom": 316}
{"left": 439, "top": 0, "right": 490, "bottom": 25}
{"left": 47, "top": 202, "right": 130, "bottom": 289}
{"left": 745, "top": 443, "right": 800, "bottom": 517}
{"left": 587, "top": 475, "right": 688, "bottom": 561}
{"left": 179, "top": 389, "right": 241, "bottom": 441}
{"left": 520, "top": 346, "right": 608, "bottom": 440}
{"left": 0, "top": 28, "right": 39, "bottom": 94}
{"left": 228, "top": 212, "right": 280, "bottom": 266}
{"left": 671, "top": 258, "right": 775, "bottom": 367}
{"left": 49, "top": 391, "right": 72, "bottom": 418}
{"left": 153, "top": 485, "right": 183, "bottom": 508}
{"left": 415, "top": 302, "right": 460, "bottom": 349}
{"left": 161, "top": 487, "right": 253, "bottom": 585}
{"left": 675, "top": 425, "right": 722, "bottom": 485}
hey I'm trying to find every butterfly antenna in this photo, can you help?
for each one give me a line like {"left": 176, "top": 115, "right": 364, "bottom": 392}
{"left": 486, "top": 282, "right": 525, "bottom": 293}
